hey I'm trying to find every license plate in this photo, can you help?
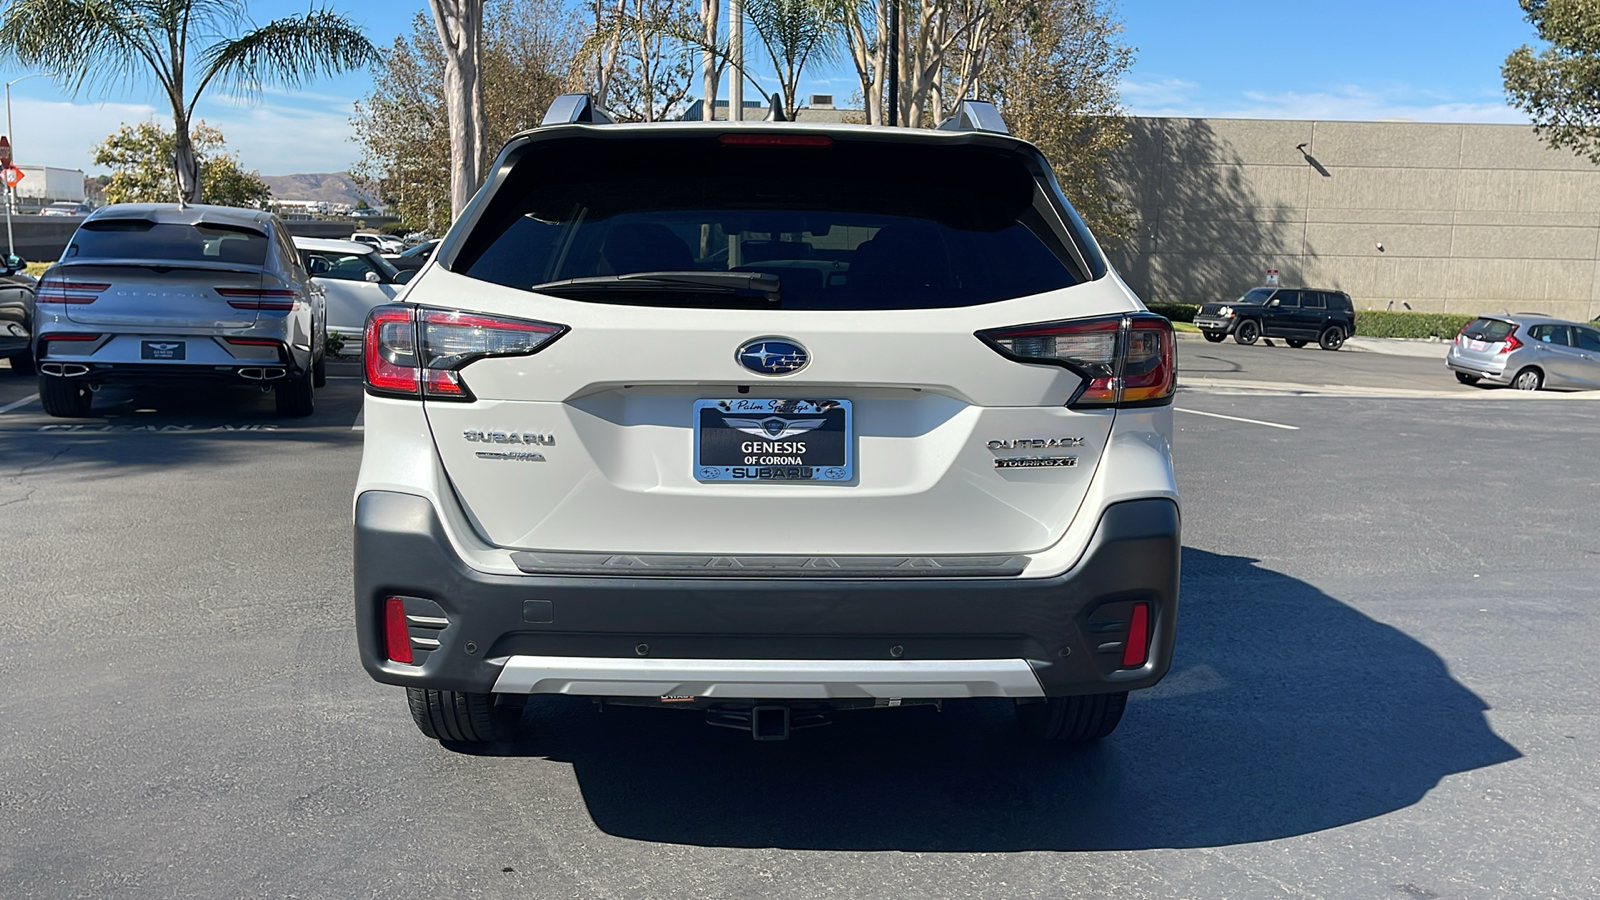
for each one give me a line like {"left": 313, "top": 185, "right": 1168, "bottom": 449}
{"left": 141, "top": 340, "right": 186, "bottom": 360}
{"left": 1469, "top": 339, "right": 1487, "bottom": 351}
{"left": 694, "top": 398, "right": 852, "bottom": 483}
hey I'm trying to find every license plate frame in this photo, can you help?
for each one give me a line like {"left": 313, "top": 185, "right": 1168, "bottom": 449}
{"left": 693, "top": 398, "right": 852, "bottom": 483}
{"left": 141, "top": 340, "right": 187, "bottom": 360}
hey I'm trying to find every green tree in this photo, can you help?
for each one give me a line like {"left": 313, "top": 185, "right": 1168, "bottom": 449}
{"left": 1504, "top": 0, "right": 1600, "bottom": 162}
{"left": 93, "top": 121, "right": 271, "bottom": 207}
{"left": 352, "top": 1, "right": 575, "bottom": 235}
{"left": 0, "top": 0, "right": 377, "bottom": 203}
{"left": 983, "top": 0, "right": 1133, "bottom": 244}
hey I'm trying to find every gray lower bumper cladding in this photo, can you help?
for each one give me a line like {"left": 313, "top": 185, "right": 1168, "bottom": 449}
{"left": 353, "top": 491, "right": 1180, "bottom": 699}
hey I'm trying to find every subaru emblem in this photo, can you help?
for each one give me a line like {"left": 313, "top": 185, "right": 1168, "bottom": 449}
{"left": 735, "top": 337, "right": 808, "bottom": 376}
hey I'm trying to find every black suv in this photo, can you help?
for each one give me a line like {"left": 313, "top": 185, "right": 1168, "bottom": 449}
{"left": 1194, "top": 287, "right": 1356, "bottom": 350}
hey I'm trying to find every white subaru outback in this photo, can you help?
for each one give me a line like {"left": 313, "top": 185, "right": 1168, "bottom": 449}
{"left": 354, "top": 96, "right": 1179, "bottom": 744}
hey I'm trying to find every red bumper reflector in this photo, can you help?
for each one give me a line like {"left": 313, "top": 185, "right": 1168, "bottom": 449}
{"left": 384, "top": 597, "right": 413, "bottom": 664}
{"left": 1121, "top": 602, "right": 1150, "bottom": 668}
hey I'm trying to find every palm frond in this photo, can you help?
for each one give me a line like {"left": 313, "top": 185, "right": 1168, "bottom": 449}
{"left": 0, "top": 0, "right": 174, "bottom": 98}
{"left": 194, "top": 8, "right": 378, "bottom": 112}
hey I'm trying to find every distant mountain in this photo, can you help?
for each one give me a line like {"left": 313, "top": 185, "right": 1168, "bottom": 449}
{"left": 260, "top": 172, "right": 376, "bottom": 207}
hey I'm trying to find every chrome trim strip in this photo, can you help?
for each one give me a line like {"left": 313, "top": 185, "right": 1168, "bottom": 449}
{"left": 488, "top": 656, "right": 1046, "bottom": 699}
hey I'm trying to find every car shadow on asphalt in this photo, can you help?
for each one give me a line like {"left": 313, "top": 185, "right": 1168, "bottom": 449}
{"left": 450, "top": 547, "right": 1522, "bottom": 851}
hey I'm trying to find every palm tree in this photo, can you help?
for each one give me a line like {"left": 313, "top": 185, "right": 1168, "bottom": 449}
{"left": 0, "top": 0, "right": 378, "bottom": 204}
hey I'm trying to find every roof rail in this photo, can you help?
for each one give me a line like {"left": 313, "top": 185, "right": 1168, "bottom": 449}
{"left": 542, "top": 93, "right": 615, "bottom": 127}
{"left": 936, "top": 99, "right": 1009, "bottom": 135}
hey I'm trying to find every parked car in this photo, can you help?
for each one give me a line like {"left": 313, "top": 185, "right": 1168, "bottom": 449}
{"left": 353, "top": 95, "right": 1180, "bottom": 746}
{"left": 0, "top": 254, "right": 36, "bottom": 375}
{"left": 388, "top": 238, "right": 439, "bottom": 273}
{"left": 1446, "top": 314, "right": 1600, "bottom": 391}
{"left": 294, "top": 237, "right": 413, "bottom": 349}
{"left": 32, "top": 203, "right": 326, "bottom": 417}
{"left": 1194, "top": 287, "right": 1357, "bottom": 350}
{"left": 348, "top": 232, "right": 404, "bottom": 256}
{"left": 38, "top": 201, "right": 92, "bottom": 217}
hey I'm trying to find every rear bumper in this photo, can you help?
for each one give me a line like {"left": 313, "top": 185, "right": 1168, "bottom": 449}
{"left": 1445, "top": 351, "right": 1510, "bottom": 383}
{"left": 353, "top": 490, "right": 1181, "bottom": 699}
{"left": 35, "top": 360, "right": 308, "bottom": 384}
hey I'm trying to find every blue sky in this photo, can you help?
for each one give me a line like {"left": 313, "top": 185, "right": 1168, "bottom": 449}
{"left": 0, "top": 0, "right": 1539, "bottom": 176}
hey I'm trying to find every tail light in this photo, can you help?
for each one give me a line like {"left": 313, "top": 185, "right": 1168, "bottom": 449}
{"left": 1499, "top": 327, "right": 1522, "bottom": 354}
{"left": 977, "top": 313, "right": 1175, "bottom": 408}
{"left": 364, "top": 306, "right": 566, "bottom": 401}
{"left": 36, "top": 279, "right": 110, "bottom": 304}
{"left": 216, "top": 288, "right": 298, "bottom": 311}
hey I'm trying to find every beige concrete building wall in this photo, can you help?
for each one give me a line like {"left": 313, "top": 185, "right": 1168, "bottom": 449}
{"left": 1105, "top": 117, "right": 1600, "bottom": 320}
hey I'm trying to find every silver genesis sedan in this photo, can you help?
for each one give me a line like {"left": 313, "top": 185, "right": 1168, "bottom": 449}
{"left": 33, "top": 204, "right": 326, "bottom": 417}
{"left": 1447, "top": 313, "right": 1600, "bottom": 391}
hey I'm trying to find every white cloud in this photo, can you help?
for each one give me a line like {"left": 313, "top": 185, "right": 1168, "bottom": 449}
{"left": 6, "top": 95, "right": 361, "bottom": 176}
{"left": 1123, "top": 81, "right": 1527, "bottom": 125}
{"left": 6, "top": 98, "right": 161, "bottom": 174}
{"left": 1119, "top": 76, "right": 1200, "bottom": 108}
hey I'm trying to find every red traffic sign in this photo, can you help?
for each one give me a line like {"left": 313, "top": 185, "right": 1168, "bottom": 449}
{"left": 0, "top": 136, "right": 10, "bottom": 165}
{"left": 2, "top": 166, "right": 23, "bottom": 188}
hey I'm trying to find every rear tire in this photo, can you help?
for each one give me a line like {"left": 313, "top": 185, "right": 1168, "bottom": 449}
{"left": 312, "top": 350, "right": 327, "bottom": 388}
{"left": 1318, "top": 326, "right": 1346, "bottom": 351}
{"left": 1513, "top": 367, "right": 1543, "bottom": 391}
{"left": 1201, "top": 332, "right": 1226, "bottom": 343}
{"left": 275, "top": 366, "right": 315, "bottom": 417}
{"left": 1233, "top": 320, "right": 1261, "bottom": 345}
{"left": 1455, "top": 372, "right": 1480, "bottom": 385}
{"left": 1286, "top": 339, "right": 1307, "bottom": 348}
{"left": 7, "top": 349, "right": 35, "bottom": 375}
{"left": 39, "top": 375, "right": 92, "bottom": 417}
{"left": 1016, "top": 692, "right": 1128, "bottom": 743}
{"left": 407, "top": 688, "right": 503, "bottom": 743}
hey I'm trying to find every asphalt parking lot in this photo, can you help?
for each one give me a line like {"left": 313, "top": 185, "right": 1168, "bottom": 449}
{"left": 0, "top": 347, "right": 1596, "bottom": 898}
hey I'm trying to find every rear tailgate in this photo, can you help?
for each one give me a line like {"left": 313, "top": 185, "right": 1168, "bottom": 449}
{"left": 58, "top": 217, "right": 273, "bottom": 328}
{"left": 408, "top": 128, "right": 1152, "bottom": 558}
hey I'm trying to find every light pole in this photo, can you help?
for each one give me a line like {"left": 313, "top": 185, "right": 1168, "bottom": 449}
{"left": 4, "top": 73, "right": 47, "bottom": 260}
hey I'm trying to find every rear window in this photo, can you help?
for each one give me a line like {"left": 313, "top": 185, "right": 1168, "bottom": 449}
{"left": 1464, "top": 318, "right": 1515, "bottom": 342}
{"left": 66, "top": 220, "right": 269, "bottom": 266}
{"left": 453, "top": 136, "right": 1094, "bottom": 310}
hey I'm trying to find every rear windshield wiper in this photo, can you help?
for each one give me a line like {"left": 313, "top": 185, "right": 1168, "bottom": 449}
{"left": 530, "top": 271, "right": 780, "bottom": 301}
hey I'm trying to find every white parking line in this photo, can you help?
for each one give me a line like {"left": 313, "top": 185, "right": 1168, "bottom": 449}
{"left": 351, "top": 407, "right": 364, "bottom": 432}
{"left": 0, "top": 393, "right": 39, "bottom": 415}
{"left": 1175, "top": 407, "right": 1300, "bottom": 430}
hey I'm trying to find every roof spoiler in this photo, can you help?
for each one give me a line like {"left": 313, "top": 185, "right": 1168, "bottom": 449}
{"left": 936, "top": 99, "right": 1009, "bottom": 135}
{"left": 541, "top": 93, "right": 616, "bottom": 127}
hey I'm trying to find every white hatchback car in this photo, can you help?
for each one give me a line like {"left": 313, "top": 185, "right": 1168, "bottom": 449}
{"left": 294, "top": 237, "right": 414, "bottom": 349}
{"left": 353, "top": 96, "right": 1180, "bottom": 745}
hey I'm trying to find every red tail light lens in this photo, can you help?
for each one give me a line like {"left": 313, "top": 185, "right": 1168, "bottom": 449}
{"left": 364, "top": 306, "right": 566, "bottom": 400}
{"left": 364, "top": 306, "right": 420, "bottom": 396}
{"left": 977, "top": 313, "right": 1176, "bottom": 408}
{"left": 41, "top": 333, "right": 100, "bottom": 342}
{"left": 1120, "top": 602, "right": 1150, "bottom": 668}
{"left": 36, "top": 279, "right": 110, "bottom": 304}
{"left": 216, "top": 288, "right": 299, "bottom": 311}
{"left": 222, "top": 337, "right": 283, "bottom": 347}
{"left": 383, "top": 597, "right": 413, "bottom": 664}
